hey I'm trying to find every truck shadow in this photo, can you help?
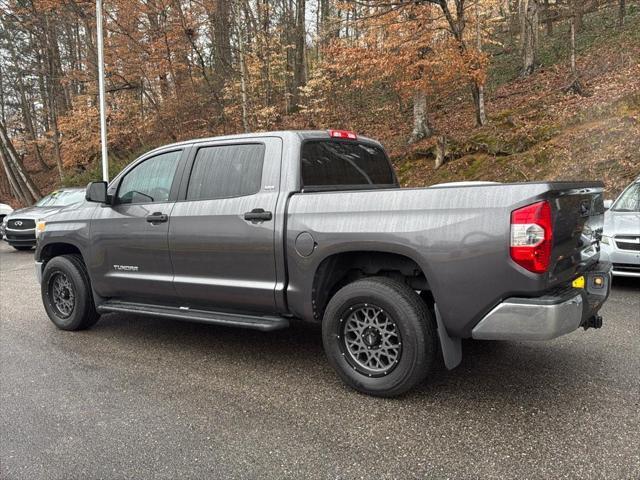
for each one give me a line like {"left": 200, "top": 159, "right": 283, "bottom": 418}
{"left": 90, "top": 312, "right": 604, "bottom": 409}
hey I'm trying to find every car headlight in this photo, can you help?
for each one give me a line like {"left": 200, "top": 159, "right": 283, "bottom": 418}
{"left": 35, "top": 220, "right": 46, "bottom": 239}
{"left": 600, "top": 235, "right": 611, "bottom": 245}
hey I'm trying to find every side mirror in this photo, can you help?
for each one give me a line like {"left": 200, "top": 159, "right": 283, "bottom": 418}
{"left": 86, "top": 181, "right": 108, "bottom": 204}
{"left": 603, "top": 199, "right": 613, "bottom": 210}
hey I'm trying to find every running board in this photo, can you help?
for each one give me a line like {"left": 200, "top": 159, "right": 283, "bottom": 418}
{"left": 97, "top": 301, "right": 290, "bottom": 332}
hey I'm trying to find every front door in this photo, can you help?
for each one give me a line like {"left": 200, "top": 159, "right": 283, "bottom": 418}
{"left": 169, "top": 138, "right": 282, "bottom": 313}
{"left": 90, "top": 149, "right": 186, "bottom": 303}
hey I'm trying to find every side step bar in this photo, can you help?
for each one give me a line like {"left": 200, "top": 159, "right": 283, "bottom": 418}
{"left": 97, "top": 301, "right": 290, "bottom": 332}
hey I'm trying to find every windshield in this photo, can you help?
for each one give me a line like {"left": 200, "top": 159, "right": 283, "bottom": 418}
{"left": 35, "top": 190, "right": 85, "bottom": 207}
{"left": 301, "top": 140, "right": 397, "bottom": 191}
{"left": 612, "top": 183, "right": 640, "bottom": 212}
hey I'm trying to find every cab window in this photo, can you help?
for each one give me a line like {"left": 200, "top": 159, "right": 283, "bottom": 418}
{"left": 117, "top": 151, "right": 181, "bottom": 204}
{"left": 186, "top": 144, "right": 265, "bottom": 201}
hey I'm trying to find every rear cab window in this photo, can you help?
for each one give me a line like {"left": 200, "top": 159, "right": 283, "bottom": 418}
{"left": 301, "top": 140, "right": 397, "bottom": 191}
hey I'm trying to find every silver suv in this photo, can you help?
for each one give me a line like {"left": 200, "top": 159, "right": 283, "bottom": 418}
{"left": 601, "top": 176, "right": 640, "bottom": 277}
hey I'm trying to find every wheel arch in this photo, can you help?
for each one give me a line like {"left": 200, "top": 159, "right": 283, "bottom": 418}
{"left": 38, "top": 241, "right": 84, "bottom": 263}
{"left": 310, "top": 248, "right": 435, "bottom": 322}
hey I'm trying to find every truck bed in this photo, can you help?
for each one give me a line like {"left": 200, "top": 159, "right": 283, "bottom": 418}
{"left": 285, "top": 181, "right": 605, "bottom": 337}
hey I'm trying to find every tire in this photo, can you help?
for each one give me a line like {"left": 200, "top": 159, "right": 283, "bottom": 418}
{"left": 322, "top": 277, "right": 437, "bottom": 397}
{"left": 41, "top": 254, "right": 100, "bottom": 331}
{"left": 13, "top": 246, "right": 33, "bottom": 251}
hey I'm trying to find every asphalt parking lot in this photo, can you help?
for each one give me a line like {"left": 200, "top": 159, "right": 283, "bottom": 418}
{"left": 0, "top": 242, "right": 638, "bottom": 479}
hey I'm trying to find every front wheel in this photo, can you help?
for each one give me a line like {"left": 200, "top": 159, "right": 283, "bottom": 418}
{"left": 41, "top": 254, "right": 100, "bottom": 331}
{"left": 322, "top": 277, "right": 437, "bottom": 397}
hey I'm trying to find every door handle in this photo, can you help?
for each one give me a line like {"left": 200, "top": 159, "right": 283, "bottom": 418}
{"left": 244, "top": 208, "right": 272, "bottom": 223}
{"left": 146, "top": 212, "right": 168, "bottom": 224}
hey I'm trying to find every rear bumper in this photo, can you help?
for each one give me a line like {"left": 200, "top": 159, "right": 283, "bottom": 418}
{"left": 472, "top": 265, "right": 611, "bottom": 341}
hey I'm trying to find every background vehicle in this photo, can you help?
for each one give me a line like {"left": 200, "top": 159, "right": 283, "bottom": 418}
{"left": 0, "top": 202, "right": 14, "bottom": 239}
{"left": 34, "top": 131, "right": 611, "bottom": 396}
{"left": 601, "top": 176, "right": 640, "bottom": 278}
{"left": 3, "top": 188, "right": 85, "bottom": 251}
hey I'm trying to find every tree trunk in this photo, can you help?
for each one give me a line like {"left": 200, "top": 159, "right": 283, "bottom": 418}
{"left": 544, "top": 0, "right": 553, "bottom": 35}
{"left": 563, "top": 10, "right": 586, "bottom": 96}
{"left": 574, "top": 1, "right": 583, "bottom": 31}
{"left": 0, "top": 145, "right": 29, "bottom": 206}
{"left": 0, "top": 151, "right": 12, "bottom": 200}
{"left": 2, "top": 26, "right": 49, "bottom": 172}
{"left": 434, "top": 136, "right": 447, "bottom": 170}
{"left": 471, "top": 83, "right": 487, "bottom": 127}
{"left": 0, "top": 62, "right": 5, "bottom": 124}
{"left": 50, "top": 107, "right": 64, "bottom": 181}
{"left": 319, "top": 0, "right": 332, "bottom": 48}
{"left": 520, "top": 0, "right": 539, "bottom": 77}
{"left": 409, "top": 91, "right": 433, "bottom": 143}
{"left": 473, "top": 4, "right": 488, "bottom": 127}
{"left": 290, "top": 0, "right": 306, "bottom": 111}
{"left": 0, "top": 119, "right": 41, "bottom": 204}
{"left": 213, "top": 0, "right": 233, "bottom": 77}
{"left": 235, "top": 3, "right": 249, "bottom": 133}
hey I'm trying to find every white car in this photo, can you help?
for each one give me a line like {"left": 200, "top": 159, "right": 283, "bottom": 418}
{"left": 601, "top": 176, "right": 640, "bottom": 277}
{"left": 0, "top": 203, "right": 14, "bottom": 239}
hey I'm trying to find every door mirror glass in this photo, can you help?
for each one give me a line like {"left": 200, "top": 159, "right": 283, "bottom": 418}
{"left": 603, "top": 199, "right": 613, "bottom": 210}
{"left": 86, "top": 181, "right": 108, "bottom": 204}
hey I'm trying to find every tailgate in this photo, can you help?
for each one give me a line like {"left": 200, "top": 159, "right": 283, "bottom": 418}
{"left": 547, "top": 183, "right": 605, "bottom": 284}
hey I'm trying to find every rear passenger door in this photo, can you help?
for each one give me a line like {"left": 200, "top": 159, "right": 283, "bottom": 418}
{"left": 169, "top": 138, "right": 282, "bottom": 313}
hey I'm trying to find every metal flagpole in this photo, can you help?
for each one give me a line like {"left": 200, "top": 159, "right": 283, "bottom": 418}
{"left": 96, "top": 0, "right": 109, "bottom": 181}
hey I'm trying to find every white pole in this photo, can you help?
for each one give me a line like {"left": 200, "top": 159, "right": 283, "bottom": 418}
{"left": 96, "top": 0, "right": 109, "bottom": 182}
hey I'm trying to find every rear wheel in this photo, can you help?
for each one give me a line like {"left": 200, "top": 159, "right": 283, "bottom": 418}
{"left": 13, "top": 246, "right": 32, "bottom": 251}
{"left": 41, "top": 254, "right": 100, "bottom": 331}
{"left": 322, "top": 277, "right": 437, "bottom": 397}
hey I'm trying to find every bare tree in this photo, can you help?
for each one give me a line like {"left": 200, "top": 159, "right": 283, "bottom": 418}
{"left": 410, "top": 91, "right": 433, "bottom": 142}
{"left": 563, "top": 1, "right": 587, "bottom": 96}
{"left": 520, "top": 0, "right": 539, "bottom": 77}
{"left": 0, "top": 119, "right": 41, "bottom": 204}
{"left": 619, "top": 0, "right": 626, "bottom": 27}
{"left": 291, "top": 0, "right": 307, "bottom": 111}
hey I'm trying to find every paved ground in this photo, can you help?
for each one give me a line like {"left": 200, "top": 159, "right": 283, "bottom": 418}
{"left": 0, "top": 242, "right": 638, "bottom": 480}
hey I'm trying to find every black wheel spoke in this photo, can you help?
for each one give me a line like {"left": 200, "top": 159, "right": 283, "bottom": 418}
{"left": 49, "top": 272, "right": 75, "bottom": 318}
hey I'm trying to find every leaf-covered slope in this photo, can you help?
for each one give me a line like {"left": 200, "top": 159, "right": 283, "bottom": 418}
{"left": 395, "top": 8, "right": 640, "bottom": 197}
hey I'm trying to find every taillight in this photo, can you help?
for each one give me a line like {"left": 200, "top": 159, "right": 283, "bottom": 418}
{"left": 328, "top": 129, "right": 357, "bottom": 140}
{"left": 510, "top": 201, "right": 553, "bottom": 273}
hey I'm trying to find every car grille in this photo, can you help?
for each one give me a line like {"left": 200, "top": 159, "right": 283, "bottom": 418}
{"left": 613, "top": 263, "right": 640, "bottom": 273}
{"left": 5, "top": 231, "right": 35, "bottom": 241}
{"left": 615, "top": 235, "right": 640, "bottom": 252}
{"left": 8, "top": 218, "right": 35, "bottom": 230}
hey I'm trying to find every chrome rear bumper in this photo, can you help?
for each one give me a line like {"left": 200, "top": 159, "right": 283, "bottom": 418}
{"left": 472, "top": 267, "right": 611, "bottom": 341}
{"left": 472, "top": 294, "right": 584, "bottom": 341}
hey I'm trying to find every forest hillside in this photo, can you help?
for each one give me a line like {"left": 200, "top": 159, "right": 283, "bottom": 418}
{"left": 1, "top": 0, "right": 638, "bottom": 206}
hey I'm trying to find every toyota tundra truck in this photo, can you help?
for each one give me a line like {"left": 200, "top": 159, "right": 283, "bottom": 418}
{"left": 34, "top": 130, "right": 611, "bottom": 396}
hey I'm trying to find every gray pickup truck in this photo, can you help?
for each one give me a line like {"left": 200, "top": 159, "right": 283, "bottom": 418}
{"left": 35, "top": 130, "right": 611, "bottom": 396}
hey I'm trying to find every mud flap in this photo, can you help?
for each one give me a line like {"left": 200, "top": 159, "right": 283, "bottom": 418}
{"left": 434, "top": 304, "right": 462, "bottom": 370}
